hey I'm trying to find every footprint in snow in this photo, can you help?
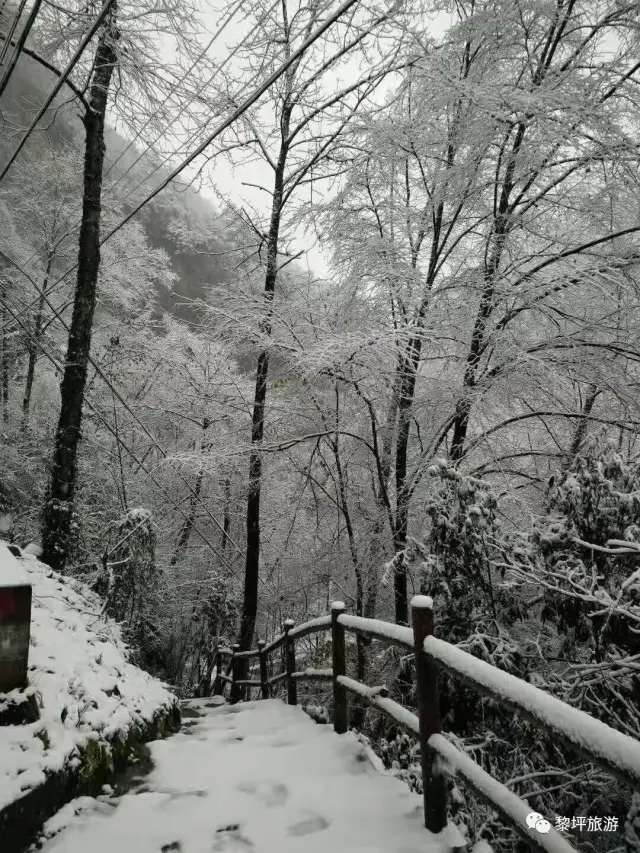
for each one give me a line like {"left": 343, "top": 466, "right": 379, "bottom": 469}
{"left": 348, "top": 749, "right": 373, "bottom": 775}
{"left": 266, "top": 736, "right": 297, "bottom": 748}
{"left": 287, "top": 815, "right": 330, "bottom": 836}
{"left": 211, "top": 825, "right": 254, "bottom": 852}
{"left": 404, "top": 805, "right": 423, "bottom": 821}
{"left": 167, "top": 789, "right": 208, "bottom": 800}
{"left": 203, "top": 697, "right": 226, "bottom": 707}
{"left": 236, "top": 779, "right": 289, "bottom": 806}
{"left": 217, "top": 705, "right": 247, "bottom": 716}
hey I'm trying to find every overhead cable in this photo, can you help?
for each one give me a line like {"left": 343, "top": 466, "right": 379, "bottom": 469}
{"left": 0, "top": 0, "right": 43, "bottom": 99}
{"left": 0, "top": 0, "right": 115, "bottom": 182}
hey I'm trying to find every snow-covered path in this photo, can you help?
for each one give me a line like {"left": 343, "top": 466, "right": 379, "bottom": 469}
{"left": 38, "top": 698, "right": 460, "bottom": 853}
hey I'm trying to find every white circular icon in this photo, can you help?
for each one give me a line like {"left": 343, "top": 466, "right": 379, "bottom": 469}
{"left": 526, "top": 812, "right": 551, "bottom": 834}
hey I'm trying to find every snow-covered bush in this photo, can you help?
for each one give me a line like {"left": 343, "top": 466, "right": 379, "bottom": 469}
{"left": 166, "top": 570, "right": 240, "bottom": 697}
{"left": 304, "top": 704, "right": 330, "bottom": 725}
{"left": 522, "top": 436, "right": 640, "bottom": 734}
{"left": 626, "top": 793, "right": 640, "bottom": 852}
{"left": 419, "top": 463, "right": 526, "bottom": 644}
{"left": 368, "top": 454, "right": 638, "bottom": 853}
{"left": 380, "top": 731, "right": 422, "bottom": 792}
{"left": 0, "top": 545, "right": 177, "bottom": 814}
{"left": 92, "top": 508, "right": 163, "bottom": 674}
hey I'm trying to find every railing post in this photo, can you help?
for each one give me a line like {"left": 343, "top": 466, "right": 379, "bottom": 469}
{"left": 412, "top": 595, "right": 447, "bottom": 835}
{"left": 229, "top": 643, "right": 241, "bottom": 705}
{"left": 258, "top": 639, "right": 269, "bottom": 700}
{"left": 331, "top": 601, "right": 347, "bottom": 734}
{"left": 212, "top": 647, "right": 224, "bottom": 696}
{"left": 284, "top": 619, "right": 297, "bottom": 706}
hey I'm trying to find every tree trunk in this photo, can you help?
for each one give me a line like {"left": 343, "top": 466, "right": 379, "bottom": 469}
{"left": 242, "top": 348, "right": 269, "bottom": 643}
{"left": 169, "top": 417, "right": 210, "bottom": 566}
{"left": 448, "top": 253, "right": 503, "bottom": 463}
{"left": 449, "top": 123, "right": 526, "bottom": 463}
{"left": 393, "top": 380, "right": 413, "bottom": 625}
{"left": 391, "top": 199, "right": 446, "bottom": 625}
{"left": 365, "top": 385, "right": 399, "bottom": 624}
{"left": 393, "top": 324, "right": 429, "bottom": 625}
{"left": 331, "top": 426, "right": 368, "bottom": 705}
{"left": 1, "top": 288, "right": 8, "bottom": 421}
{"left": 23, "top": 254, "right": 53, "bottom": 420}
{"left": 41, "top": 21, "right": 117, "bottom": 572}
{"left": 565, "top": 384, "right": 600, "bottom": 469}
{"left": 170, "top": 468, "right": 204, "bottom": 566}
{"left": 221, "top": 477, "right": 231, "bottom": 552}
{"left": 22, "top": 337, "right": 37, "bottom": 419}
{"left": 237, "top": 120, "right": 290, "bottom": 660}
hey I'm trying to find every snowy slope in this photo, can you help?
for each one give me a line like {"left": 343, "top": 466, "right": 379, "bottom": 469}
{"left": 0, "top": 543, "right": 29, "bottom": 585}
{"left": 38, "top": 698, "right": 466, "bottom": 853}
{"left": 0, "top": 543, "right": 176, "bottom": 811}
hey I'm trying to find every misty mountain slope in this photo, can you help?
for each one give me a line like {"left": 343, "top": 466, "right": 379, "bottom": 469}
{"left": 0, "top": 55, "right": 231, "bottom": 325}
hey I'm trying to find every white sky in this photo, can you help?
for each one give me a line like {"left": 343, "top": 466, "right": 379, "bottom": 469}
{"left": 152, "top": 2, "right": 452, "bottom": 279}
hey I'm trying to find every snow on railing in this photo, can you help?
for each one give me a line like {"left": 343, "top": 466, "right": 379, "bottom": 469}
{"left": 262, "top": 631, "right": 286, "bottom": 655}
{"left": 292, "top": 667, "right": 333, "bottom": 681}
{"left": 211, "top": 595, "right": 638, "bottom": 853}
{"left": 423, "top": 635, "right": 640, "bottom": 791}
{"left": 337, "top": 676, "right": 420, "bottom": 733}
{"left": 289, "top": 613, "right": 331, "bottom": 639}
{"left": 429, "top": 734, "right": 577, "bottom": 853}
{"left": 336, "top": 613, "right": 414, "bottom": 649}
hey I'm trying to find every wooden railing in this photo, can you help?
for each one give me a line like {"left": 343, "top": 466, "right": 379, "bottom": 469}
{"left": 210, "top": 596, "right": 640, "bottom": 853}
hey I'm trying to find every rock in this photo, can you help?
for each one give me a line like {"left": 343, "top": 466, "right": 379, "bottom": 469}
{"left": 0, "top": 702, "right": 181, "bottom": 853}
{"left": 0, "top": 690, "right": 40, "bottom": 726}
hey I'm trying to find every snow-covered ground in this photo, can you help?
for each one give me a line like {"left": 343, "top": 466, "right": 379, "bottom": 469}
{"left": 37, "top": 699, "right": 466, "bottom": 853}
{"left": 0, "top": 543, "right": 176, "bottom": 811}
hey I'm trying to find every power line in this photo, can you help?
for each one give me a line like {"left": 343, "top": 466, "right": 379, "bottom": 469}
{"left": 0, "top": 0, "right": 28, "bottom": 69}
{"left": 1, "top": 0, "right": 363, "bottom": 582}
{"left": 2, "top": 0, "right": 280, "bottom": 308}
{"left": 0, "top": 283, "right": 247, "bottom": 583}
{"left": 47, "top": 0, "right": 362, "bottom": 292}
{"left": 3, "top": 0, "right": 357, "bottom": 338}
{"left": 107, "top": 0, "right": 282, "bottom": 204}
{"left": 0, "top": 242, "right": 246, "bottom": 558}
{"left": 0, "top": 0, "right": 115, "bottom": 182}
{"left": 100, "top": 0, "right": 248, "bottom": 190}
{"left": 0, "top": 0, "right": 43, "bottom": 99}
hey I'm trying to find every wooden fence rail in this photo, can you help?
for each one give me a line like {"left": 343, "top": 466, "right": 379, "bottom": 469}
{"left": 211, "top": 596, "right": 640, "bottom": 853}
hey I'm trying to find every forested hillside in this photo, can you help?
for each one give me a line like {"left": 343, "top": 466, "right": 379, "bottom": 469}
{"left": 1, "top": 0, "right": 640, "bottom": 850}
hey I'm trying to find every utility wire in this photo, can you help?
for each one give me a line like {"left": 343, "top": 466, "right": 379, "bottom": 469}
{"left": 0, "top": 0, "right": 27, "bottom": 69}
{"left": 0, "top": 0, "right": 114, "bottom": 182}
{"left": 0, "top": 283, "right": 249, "bottom": 584}
{"left": 3, "top": 0, "right": 361, "bottom": 359}
{"left": 3, "top": 0, "right": 279, "bottom": 307}
{"left": 47, "top": 0, "right": 361, "bottom": 292}
{"left": 0, "top": 0, "right": 43, "bottom": 99}
{"left": 0, "top": 244, "right": 245, "bottom": 558}
{"left": 0, "top": 0, "right": 363, "bottom": 581}
{"left": 107, "top": 0, "right": 281, "bottom": 204}
{"left": 101, "top": 0, "right": 248, "bottom": 191}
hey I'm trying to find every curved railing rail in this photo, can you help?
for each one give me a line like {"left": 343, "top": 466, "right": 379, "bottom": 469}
{"left": 210, "top": 597, "right": 640, "bottom": 853}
